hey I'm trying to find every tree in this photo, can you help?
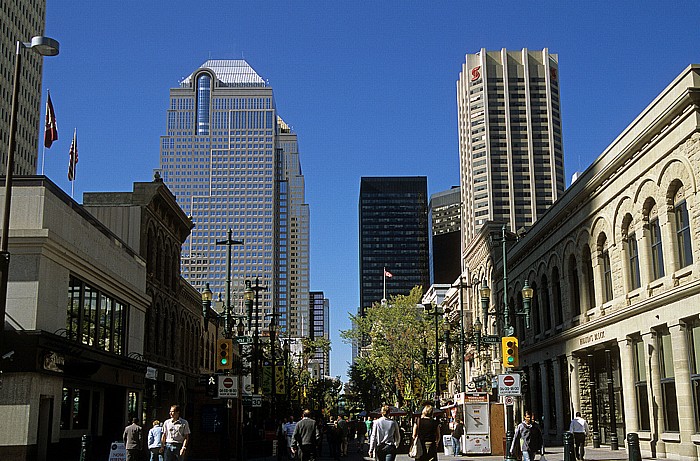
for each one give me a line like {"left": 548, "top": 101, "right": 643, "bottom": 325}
{"left": 341, "top": 286, "right": 435, "bottom": 410}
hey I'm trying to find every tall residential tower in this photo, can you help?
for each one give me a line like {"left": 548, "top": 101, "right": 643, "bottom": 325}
{"left": 159, "top": 60, "right": 310, "bottom": 336}
{"left": 457, "top": 49, "right": 565, "bottom": 251}
{"left": 359, "top": 177, "right": 429, "bottom": 315}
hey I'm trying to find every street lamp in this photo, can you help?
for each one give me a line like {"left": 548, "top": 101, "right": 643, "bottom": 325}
{"left": 246, "top": 278, "right": 267, "bottom": 394}
{"left": 265, "top": 312, "right": 281, "bottom": 418}
{"left": 0, "top": 36, "right": 59, "bottom": 371}
{"left": 423, "top": 303, "right": 443, "bottom": 406}
{"left": 216, "top": 229, "right": 244, "bottom": 338}
{"left": 201, "top": 283, "right": 213, "bottom": 322}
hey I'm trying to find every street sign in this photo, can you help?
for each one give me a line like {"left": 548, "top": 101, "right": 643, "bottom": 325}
{"left": 236, "top": 336, "right": 253, "bottom": 345}
{"left": 482, "top": 336, "right": 500, "bottom": 345}
{"left": 498, "top": 373, "right": 521, "bottom": 396}
{"left": 218, "top": 375, "right": 239, "bottom": 399}
{"left": 504, "top": 396, "right": 515, "bottom": 406}
{"left": 243, "top": 394, "right": 262, "bottom": 407}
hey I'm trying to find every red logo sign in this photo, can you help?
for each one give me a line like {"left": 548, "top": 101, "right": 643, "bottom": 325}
{"left": 550, "top": 67, "right": 558, "bottom": 81}
{"left": 503, "top": 375, "right": 515, "bottom": 386}
{"left": 471, "top": 66, "right": 481, "bottom": 82}
{"left": 223, "top": 377, "right": 234, "bottom": 388}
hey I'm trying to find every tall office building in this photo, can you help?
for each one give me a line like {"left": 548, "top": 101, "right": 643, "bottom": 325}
{"left": 359, "top": 177, "right": 429, "bottom": 315}
{"left": 309, "top": 291, "right": 330, "bottom": 377}
{"left": 429, "top": 186, "right": 461, "bottom": 284}
{"left": 159, "top": 60, "right": 310, "bottom": 336}
{"left": 457, "top": 48, "right": 565, "bottom": 249}
{"left": 1, "top": 0, "right": 46, "bottom": 175}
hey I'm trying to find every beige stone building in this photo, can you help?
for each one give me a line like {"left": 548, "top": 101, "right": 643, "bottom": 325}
{"left": 449, "top": 65, "right": 700, "bottom": 460}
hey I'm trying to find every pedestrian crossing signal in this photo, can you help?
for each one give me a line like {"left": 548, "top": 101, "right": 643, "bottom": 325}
{"left": 502, "top": 336, "right": 519, "bottom": 368}
{"left": 217, "top": 338, "right": 233, "bottom": 371}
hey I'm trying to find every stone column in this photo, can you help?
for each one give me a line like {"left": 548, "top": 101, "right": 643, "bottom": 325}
{"left": 669, "top": 323, "right": 695, "bottom": 459}
{"left": 552, "top": 357, "right": 565, "bottom": 437}
{"left": 576, "top": 259, "right": 590, "bottom": 319}
{"left": 592, "top": 249, "right": 605, "bottom": 309}
{"left": 540, "top": 361, "right": 551, "bottom": 435}
{"left": 645, "top": 331, "right": 666, "bottom": 456}
{"left": 568, "top": 354, "right": 581, "bottom": 416}
{"left": 619, "top": 236, "right": 631, "bottom": 295}
{"left": 637, "top": 222, "right": 653, "bottom": 288}
{"left": 618, "top": 337, "right": 639, "bottom": 433}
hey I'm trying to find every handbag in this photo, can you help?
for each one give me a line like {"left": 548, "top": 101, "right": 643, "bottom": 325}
{"left": 408, "top": 437, "right": 423, "bottom": 458}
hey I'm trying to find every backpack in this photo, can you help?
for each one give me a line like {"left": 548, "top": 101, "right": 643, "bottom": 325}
{"left": 527, "top": 423, "right": 542, "bottom": 451}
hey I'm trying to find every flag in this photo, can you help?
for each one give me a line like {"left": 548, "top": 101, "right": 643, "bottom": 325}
{"left": 44, "top": 91, "right": 58, "bottom": 148}
{"left": 68, "top": 130, "right": 78, "bottom": 181}
{"left": 384, "top": 269, "right": 393, "bottom": 278}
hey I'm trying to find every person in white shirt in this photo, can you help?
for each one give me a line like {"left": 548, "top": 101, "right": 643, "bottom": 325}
{"left": 369, "top": 405, "right": 401, "bottom": 461}
{"left": 569, "top": 412, "right": 590, "bottom": 460}
{"left": 160, "top": 405, "right": 190, "bottom": 461}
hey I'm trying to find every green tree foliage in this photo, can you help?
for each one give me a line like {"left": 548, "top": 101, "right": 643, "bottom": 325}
{"left": 341, "top": 286, "right": 435, "bottom": 410}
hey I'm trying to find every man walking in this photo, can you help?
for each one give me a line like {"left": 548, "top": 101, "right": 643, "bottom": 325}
{"left": 511, "top": 410, "right": 542, "bottom": 461}
{"left": 369, "top": 405, "right": 401, "bottom": 461}
{"left": 291, "top": 409, "right": 321, "bottom": 461}
{"left": 160, "top": 405, "right": 190, "bottom": 461}
{"left": 336, "top": 416, "right": 349, "bottom": 456}
{"left": 451, "top": 418, "right": 464, "bottom": 456}
{"left": 123, "top": 417, "right": 143, "bottom": 461}
{"left": 569, "top": 412, "right": 590, "bottom": 460}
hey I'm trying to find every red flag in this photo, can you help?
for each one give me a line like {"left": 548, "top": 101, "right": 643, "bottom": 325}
{"left": 44, "top": 91, "right": 58, "bottom": 148}
{"left": 68, "top": 129, "right": 78, "bottom": 181}
{"left": 384, "top": 269, "right": 393, "bottom": 278}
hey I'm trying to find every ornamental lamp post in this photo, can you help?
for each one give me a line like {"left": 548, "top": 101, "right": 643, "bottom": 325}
{"left": 201, "top": 283, "right": 212, "bottom": 322}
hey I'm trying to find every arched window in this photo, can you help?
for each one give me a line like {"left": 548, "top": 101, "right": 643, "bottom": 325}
{"left": 645, "top": 200, "right": 665, "bottom": 280}
{"left": 541, "top": 274, "right": 551, "bottom": 331}
{"left": 551, "top": 266, "right": 563, "bottom": 326}
{"left": 196, "top": 74, "right": 211, "bottom": 135}
{"left": 531, "top": 281, "right": 540, "bottom": 336}
{"left": 598, "top": 233, "right": 613, "bottom": 302}
{"left": 671, "top": 183, "right": 693, "bottom": 269}
{"left": 582, "top": 245, "right": 596, "bottom": 308}
{"left": 568, "top": 254, "right": 581, "bottom": 316}
{"left": 622, "top": 213, "right": 641, "bottom": 290}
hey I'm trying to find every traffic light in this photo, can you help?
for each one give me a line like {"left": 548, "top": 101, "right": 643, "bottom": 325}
{"left": 217, "top": 338, "right": 233, "bottom": 371}
{"left": 502, "top": 336, "right": 519, "bottom": 368}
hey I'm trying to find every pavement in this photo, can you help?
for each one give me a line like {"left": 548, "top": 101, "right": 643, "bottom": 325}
{"left": 249, "top": 438, "right": 643, "bottom": 461}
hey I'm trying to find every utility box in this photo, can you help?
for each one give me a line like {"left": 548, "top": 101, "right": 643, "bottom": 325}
{"left": 463, "top": 393, "right": 491, "bottom": 455}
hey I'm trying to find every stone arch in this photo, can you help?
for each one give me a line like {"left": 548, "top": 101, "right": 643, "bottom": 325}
{"left": 658, "top": 157, "right": 696, "bottom": 199}
{"left": 613, "top": 196, "right": 635, "bottom": 245}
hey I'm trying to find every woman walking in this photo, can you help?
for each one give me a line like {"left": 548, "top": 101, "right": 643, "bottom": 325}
{"left": 413, "top": 405, "right": 441, "bottom": 461}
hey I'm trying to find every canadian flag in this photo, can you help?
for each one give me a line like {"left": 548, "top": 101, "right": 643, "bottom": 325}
{"left": 384, "top": 269, "right": 393, "bottom": 278}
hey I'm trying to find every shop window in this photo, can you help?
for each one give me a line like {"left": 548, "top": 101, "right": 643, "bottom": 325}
{"left": 689, "top": 322, "right": 700, "bottom": 431}
{"left": 633, "top": 339, "right": 650, "bottom": 430}
{"left": 61, "top": 387, "right": 92, "bottom": 431}
{"left": 659, "top": 330, "right": 679, "bottom": 431}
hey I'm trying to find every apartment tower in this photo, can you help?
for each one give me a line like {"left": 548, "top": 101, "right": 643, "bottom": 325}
{"left": 1, "top": 0, "right": 46, "bottom": 175}
{"left": 457, "top": 48, "right": 565, "bottom": 251}
{"left": 359, "top": 177, "right": 429, "bottom": 315}
{"left": 429, "top": 186, "right": 461, "bottom": 284}
{"left": 159, "top": 60, "right": 310, "bottom": 336}
{"left": 309, "top": 291, "right": 330, "bottom": 377}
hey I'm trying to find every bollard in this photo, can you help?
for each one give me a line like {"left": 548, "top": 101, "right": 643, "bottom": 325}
{"left": 563, "top": 431, "right": 575, "bottom": 461}
{"left": 79, "top": 434, "right": 91, "bottom": 461}
{"left": 627, "top": 433, "right": 642, "bottom": 461}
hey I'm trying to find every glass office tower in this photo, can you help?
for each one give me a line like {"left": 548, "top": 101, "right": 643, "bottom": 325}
{"left": 159, "top": 60, "right": 309, "bottom": 336}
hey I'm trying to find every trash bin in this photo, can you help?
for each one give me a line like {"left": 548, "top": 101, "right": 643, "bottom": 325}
{"left": 443, "top": 435, "right": 453, "bottom": 456}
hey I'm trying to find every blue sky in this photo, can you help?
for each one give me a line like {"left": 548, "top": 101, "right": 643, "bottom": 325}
{"left": 41, "top": 1, "right": 700, "bottom": 381}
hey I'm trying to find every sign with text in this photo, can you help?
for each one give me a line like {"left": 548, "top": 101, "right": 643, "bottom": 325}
{"left": 218, "top": 375, "right": 239, "bottom": 398}
{"left": 498, "top": 373, "right": 521, "bottom": 396}
{"left": 243, "top": 394, "right": 262, "bottom": 407}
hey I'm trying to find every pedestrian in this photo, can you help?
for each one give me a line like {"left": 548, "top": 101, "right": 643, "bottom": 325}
{"left": 291, "top": 409, "right": 322, "bottom": 461}
{"left": 413, "top": 404, "right": 440, "bottom": 461}
{"left": 369, "top": 405, "right": 401, "bottom": 461}
{"left": 511, "top": 410, "right": 543, "bottom": 461}
{"left": 285, "top": 416, "right": 298, "bottom": 459}
{"left": 277, "top": 418, "right": 288, "bottom": 461}
{"left": 328, "top": 419, "right": 340, "bottom": 460}
{"left": 569, "top": 411, "right": 590, "bottom": 460}
{"left": 148, "top": 420, "right": 164, "bottom": 461}
{"left": 337, "top": 415, "right": 349, "bottom": 456}
{"left": 160, "top": 405, "right": 190, "bottom": 461}
{"left": 356, "top": 417, "right": 367, "bottom": 453}
{"left": 451, "top": 418, "right": 464, "bottom": 456}
{"left": 123, "top": 417, "right": 143, "bottom": 461}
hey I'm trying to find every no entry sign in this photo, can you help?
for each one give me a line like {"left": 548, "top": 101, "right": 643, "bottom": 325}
{"left": 218, "top": 375, "right": 239, "bottom": 398}
{"left": 498, "top": 373, "right": 521, "bottom": 396}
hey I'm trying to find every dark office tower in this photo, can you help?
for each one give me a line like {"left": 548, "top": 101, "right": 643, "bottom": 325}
{"left": 359, "top": 177, "right": 429, "bottom": 316}
{"left": 0, "top": 0, "right": 46, "bottom": 175}
{"left": 457, "top": 48, "right": 565, "bottom": 249}
{"left": 158, "top": 60, "right": 310, "bottom": 337}
{"left": 309, "top": 291, "right": 330, "bottom": 377}
{"left": 430, "top": 187, "right": 461, "bottom": 284}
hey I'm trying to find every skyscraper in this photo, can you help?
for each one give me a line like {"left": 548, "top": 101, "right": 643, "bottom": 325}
{"left": 429, "top": 186, "right": 461, "bottom": 284}
{"left": 309, "top": 291, "right": 330, "bottom": 377}
{"left": 359, "top": 177, "right": 429, "bottom": 315}
{"left": 159, "top": 60, "right": 309, "bottom": 336}
{"left": 1, "top": 0, "right": 46, "bottom": 175}
{"left": 457, "top": 48, "right": 565, "bottom": 249}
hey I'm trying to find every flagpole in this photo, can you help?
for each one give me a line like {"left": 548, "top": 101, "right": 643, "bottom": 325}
{"left": 383, "top": 266, "right": 386, "bottom": 303}
{"left": 40, "top": 145, "right": 46, "bottom": 175}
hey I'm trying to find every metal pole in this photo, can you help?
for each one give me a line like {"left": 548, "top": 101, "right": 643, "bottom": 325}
{"left": 216, "top": 229, "right": 243, "bottom": 338}
{"left": 459, "top": 276, "right": 466, "bottom": 393}
{"left": 606, "top": 348, "right": 619, "bottom": 450}
{"left": 502, "top": 225, "right": 512, "bottom": 336}
{"left": 0, "top": 42, "right": 22, "bottom": 366}
{"left": 434, "top": 306, "right": 439, "bottom": 405}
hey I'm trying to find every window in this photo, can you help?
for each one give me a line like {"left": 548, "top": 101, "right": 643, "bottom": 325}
{"left": 583, "top": 246, "right": 596, "bottom": 308}
{"left": 675, "top": 200, "right": 692, "bottom": 269}
{"left": 633, "top": 338, "right": 650, "bottom": 430}
{"left": 650, "top": 216, "right": 665, "bottom": 280}
{"left": 689, "top": 322, "right": 700, "bottom": 431}
{"left": 67, "top": 276, "right": 127, "bottom": 355}
{"left": 568, "top": 255, "right": 581, "bottom": 316}
{"left": 61, "top": 386, "right": 93, "bottom": 431}
{"left": 602, "top": 248, "right": 613, "bottom": 302}
{"left": 627, "top": 232, "right": 641, "bottom": 290}
{"left": 659, "top": 330, "right": 679, "bottom": 431}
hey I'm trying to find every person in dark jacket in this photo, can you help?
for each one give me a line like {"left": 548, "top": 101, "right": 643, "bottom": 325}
{"left": 511, "top": 410, "right": 543, "bottom": 461}
{"left": 413, "top": 405, "right": 440, "bottom": 461}
{"left": 451, "top": 418, "right": 464, "bottom": 456}
{"left": 291, "top": 410, "right": 321, "bottom": 461}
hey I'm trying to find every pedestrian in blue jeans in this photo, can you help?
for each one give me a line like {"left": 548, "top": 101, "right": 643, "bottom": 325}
{"left": 451, "top": 418, "right": 464, "bottom": 456}
{"left": 369, "top": 405, "right": 401, "bottom": 461}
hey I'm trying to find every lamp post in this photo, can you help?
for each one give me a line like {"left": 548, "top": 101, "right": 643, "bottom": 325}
{"left": 424, "top": 303, "right": 442, "bottom": 406}
{"left": 266, "top": 312, "right": 281, "bottom": 418}
{"left": 201, "top": 283, "right": 212, "bottom": 322}
{"left": 0, "top": 36, "right": 59, "bottom": 370}
{"left": 245, "top": 277, "right": 266, "bottom": 394}
{"left": 216, "top": 229, "right": 244, "bottom": 338}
